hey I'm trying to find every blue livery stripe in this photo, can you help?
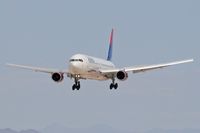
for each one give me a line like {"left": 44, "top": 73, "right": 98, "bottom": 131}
{"left": 107, "top": 29, "right": 114, "bottom": 61}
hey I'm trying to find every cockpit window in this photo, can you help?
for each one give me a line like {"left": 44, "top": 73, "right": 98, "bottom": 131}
{"left": 70, "top": 59, "right": 83, "bottom": 62}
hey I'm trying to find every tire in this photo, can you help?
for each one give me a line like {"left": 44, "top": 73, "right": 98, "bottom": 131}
{"left": 77, "top": 84, "right": 80, "bottom": 90}
{"left": 110, "top": 84, "right": 113, "bottom": 90}
{"left": 72, "top": 84, "right": 76, "bottom": 90}
{"left": 114, "top": 83, "right": 118, "bottom": 89}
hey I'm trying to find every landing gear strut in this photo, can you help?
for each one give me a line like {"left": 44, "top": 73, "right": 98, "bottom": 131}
{"left": 72, "top": 75, "right": 80, "bottom": 90}
{"left": 110, "top": 78, "right": 118, "bottom": 90}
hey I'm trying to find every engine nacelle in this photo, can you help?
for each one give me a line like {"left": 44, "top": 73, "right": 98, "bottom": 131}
{"left": 116, "top": 70, "right": 128, "bottom": 81}
{"left": 52, "top": 73, "right": 64, "bottom": 82}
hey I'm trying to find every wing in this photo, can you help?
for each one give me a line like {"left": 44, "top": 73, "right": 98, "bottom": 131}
{"left": 6, "top": 63, "right": 68, "bottom": 74}
{"left": 100, "top": 59, "right": 194, "bottom": 75}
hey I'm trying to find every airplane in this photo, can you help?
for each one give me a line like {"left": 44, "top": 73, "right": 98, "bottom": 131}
{"left": 7, "top": 29, "right": 194, "bottom": 90}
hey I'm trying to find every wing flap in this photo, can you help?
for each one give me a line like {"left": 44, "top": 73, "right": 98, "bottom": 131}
{"left": 6, "top": 63, "right": 68, "bottom": 74}
{"left": 126, "top": 59, "right": 194, "bottom": 73}
{"left": 100, "top": 68, "right": 119, "bottom": 74}
{"left": 100, "top": 59, "right": 194, "bottom": 75}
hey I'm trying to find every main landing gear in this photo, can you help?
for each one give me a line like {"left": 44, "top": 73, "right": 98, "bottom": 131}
{"left": 71, "top": 75, "right": 118, "bottom": 90}
{"left": 110, "top": 78, "right": 118, "bottom": 90}
{"left": 72, "top": 75, "right": 80, "bottom": 90}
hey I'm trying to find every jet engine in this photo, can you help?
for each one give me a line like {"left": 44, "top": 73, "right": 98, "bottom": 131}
{"left": 116, "top": 70, "right": 128, "bottom": 81}
{"left": 52, "top": 72, "right": 64, "bottom": 82}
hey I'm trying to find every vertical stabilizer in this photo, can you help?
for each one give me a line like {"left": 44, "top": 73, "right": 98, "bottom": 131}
{"left": 107, "top": 29, "right": 114, "bottom": 61}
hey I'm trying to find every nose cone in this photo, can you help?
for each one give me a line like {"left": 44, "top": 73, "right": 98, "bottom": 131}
{"left": 69, "top": 61, "right": 82, "bottom": 73}
{"left": 70, "top": 61, "right": 78, "bottom": 68}
{"left": 69, "top": 54, "right": 86, "bottom": 73}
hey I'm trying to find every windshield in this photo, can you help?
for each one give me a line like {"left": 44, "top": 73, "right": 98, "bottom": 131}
{"left": 69, "top": 59, "right": 83, "bottom": 62}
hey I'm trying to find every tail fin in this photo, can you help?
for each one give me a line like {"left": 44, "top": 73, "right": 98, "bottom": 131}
{"left": 107, "top": 29, "right": 114, "bottom": 61}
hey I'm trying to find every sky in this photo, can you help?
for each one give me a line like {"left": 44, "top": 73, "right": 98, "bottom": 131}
{"left": 0, "top": 0, "right": 199, "bottom": 132}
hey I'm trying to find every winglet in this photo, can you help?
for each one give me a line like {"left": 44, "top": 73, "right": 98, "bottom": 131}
{"left": 107, "top": 29, "right": 114, "bottom": 61}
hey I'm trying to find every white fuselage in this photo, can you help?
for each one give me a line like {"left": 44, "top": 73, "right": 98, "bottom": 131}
{"left": 68, "top": 54, "right": 115, "bottom": 80}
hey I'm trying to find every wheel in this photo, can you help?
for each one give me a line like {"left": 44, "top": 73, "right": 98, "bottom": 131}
{"left": 77, "top": 84, "right": 80, "bottom": 90}
{"left": 72, "top": 84, "right": 76, "bottom": 90}
{"left": 73, "top": 80, "right": 81, "bottom": 91}
{"left": 114, "top": 83, "right": 118, "bottom": 89}
{"left": 110, "top": 83, "right": 114, "bottom": 90}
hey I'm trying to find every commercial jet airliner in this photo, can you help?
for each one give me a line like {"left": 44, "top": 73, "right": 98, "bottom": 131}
{"left": 7, "top": 29, "right": 193, "bottom": 90}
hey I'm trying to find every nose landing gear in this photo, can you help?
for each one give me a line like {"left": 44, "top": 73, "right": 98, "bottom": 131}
{"left": 72, "top": 81, "right": 80, "bottom": 90}
{"left": 72, "top": 75, "right": 81, "bottom": 90}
